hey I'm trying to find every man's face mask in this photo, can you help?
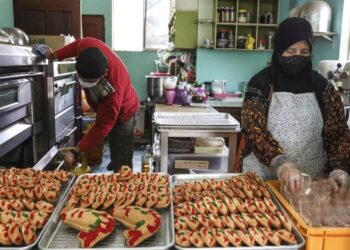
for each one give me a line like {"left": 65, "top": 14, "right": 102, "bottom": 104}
{"left": 278, "top": 55, "right": 311, "bottom": 75}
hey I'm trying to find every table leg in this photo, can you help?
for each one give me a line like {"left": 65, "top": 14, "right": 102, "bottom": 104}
{"left": 160, "top": 131, "right": 169, "bottom": 173}
{"left": 228, "top": 133, "right": 237, "bottom": 172}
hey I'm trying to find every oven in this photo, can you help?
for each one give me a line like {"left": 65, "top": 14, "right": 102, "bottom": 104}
{"left": 0, "top": 44, "right": 47, "bottom": 165}
{"left": 46, "top": 61, "right": 82, "bottom": 149}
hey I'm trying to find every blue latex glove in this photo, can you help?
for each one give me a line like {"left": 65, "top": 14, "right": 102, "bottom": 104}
{"left": 32, "top": 44, "right": 51, "bottom": 58}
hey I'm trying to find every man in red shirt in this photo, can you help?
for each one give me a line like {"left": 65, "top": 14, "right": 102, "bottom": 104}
{"left": 43, "top": 37, "right": 139, "bottom": 172}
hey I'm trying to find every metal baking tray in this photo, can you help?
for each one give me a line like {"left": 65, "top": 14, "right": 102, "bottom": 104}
{"left": 0, "top": 172, "right": 75, "bottom": 250}
{"left": 154, "top": 112, "right": 240, "bottom": 130}
{"left": 38, "top": 173, "right": 175, "bottom": 250}
{"left": 171, "top": 174, "right": 305, "bottom": 250}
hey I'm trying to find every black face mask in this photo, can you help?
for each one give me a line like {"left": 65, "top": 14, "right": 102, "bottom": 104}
{"left": 278, "top": 55, "right": 310, "bottom": 75}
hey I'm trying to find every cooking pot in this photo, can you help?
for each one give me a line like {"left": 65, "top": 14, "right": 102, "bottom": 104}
{"left": 288, "top": 1, "right": 332, "bottom": 33}
{"left": 1, "top": 27, "right": 29, "bottom": 46}
{"left": 146, "top": 75, "right": 177, "bottom": 103}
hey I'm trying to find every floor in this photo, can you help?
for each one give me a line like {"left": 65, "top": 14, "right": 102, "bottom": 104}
{"left": 89, "top": 141, "right": 145, "bottom": 173}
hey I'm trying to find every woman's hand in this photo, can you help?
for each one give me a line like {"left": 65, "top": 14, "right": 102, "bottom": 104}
{"left": 328, "top": 170, "right": 350, "bottom": 193}
{"left": 276, "top": 161, "right": 302, "bottom": 194}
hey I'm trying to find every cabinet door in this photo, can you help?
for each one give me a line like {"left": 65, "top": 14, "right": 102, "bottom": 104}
{"left": 174, "top": 11, "right": 198, "bottom": 48}
{"left": 82, "top": 15, "right": 105, "bottom": 42}
{"left": 13, "top": 0, "right": 81, "bottom": 39}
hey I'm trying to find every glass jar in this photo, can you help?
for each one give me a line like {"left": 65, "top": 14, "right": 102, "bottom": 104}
{"left": 142, "top": 145, "right": 153, "bottom": 172}
{"left": 238, "top": 9, "right": 248, "bottom": 23}
{"left": 220, "top": 7, "right": 226, "bottom": 22}
{"left": 225, "top": 7, "right": 230, "bottom": 22}
{"left": 257, "top": 39, "right": 266, "bottom": 50}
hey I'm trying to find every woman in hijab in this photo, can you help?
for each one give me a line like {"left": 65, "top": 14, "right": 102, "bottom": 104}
{"left": 240, "top": 17, "right": 350, "bottom": 193}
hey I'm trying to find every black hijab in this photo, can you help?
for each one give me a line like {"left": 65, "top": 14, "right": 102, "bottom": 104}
{"left": 271, "top": 17, "right": 314, "bottom": 93}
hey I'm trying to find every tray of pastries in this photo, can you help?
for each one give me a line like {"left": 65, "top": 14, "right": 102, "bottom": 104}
{"left": 0, "top": 167, "right": 75, "bottom": 250}
{"left": 38, "top": 166, "right": 174, "bottom": 249}
{"left": 171, "top": 173, "right": 305, "bottom": 250}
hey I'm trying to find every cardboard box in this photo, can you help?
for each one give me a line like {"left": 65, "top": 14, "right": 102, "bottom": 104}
{"left": 28, "top": 35, "right": 74, "bottom": 51}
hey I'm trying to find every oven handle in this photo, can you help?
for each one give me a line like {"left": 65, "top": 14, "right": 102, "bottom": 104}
{"left": 54, "top": 80, "right": 76, "bottom": 89}
{"left": 56, "top": 126, "right": 77, "bottom": 147}
{"left": 0, "top": 72, "right": 43, "bottom": 81}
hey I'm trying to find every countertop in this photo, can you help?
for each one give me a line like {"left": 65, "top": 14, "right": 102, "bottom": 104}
{"left": 206, "top": 97, "right": 244, "bottom": 108}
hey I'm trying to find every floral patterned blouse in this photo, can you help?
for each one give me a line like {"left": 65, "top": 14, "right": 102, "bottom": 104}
{"left": 239, "top": 68, "right": 350, "bottom": 174}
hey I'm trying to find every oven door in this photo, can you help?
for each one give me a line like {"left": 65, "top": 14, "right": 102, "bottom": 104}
{"left": 0, "top": 78, "right": 31, "bottom": 130}
{"left": 54, "top": 77, "right": 76, "bottom": 115}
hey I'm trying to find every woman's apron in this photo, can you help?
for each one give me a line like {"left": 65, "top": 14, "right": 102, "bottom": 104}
{"left": 242, "top": 92, "right": 328, "bottom": 179}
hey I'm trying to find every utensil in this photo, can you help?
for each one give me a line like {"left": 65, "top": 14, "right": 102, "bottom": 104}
{"left": 288, "top": 0, "right": 332, "bottom": 33}
{"left": 146, "top": 75, "right": 178, "bottom": 103}
{"left": 1, "top": 27, "right": 29, "bottom": 45}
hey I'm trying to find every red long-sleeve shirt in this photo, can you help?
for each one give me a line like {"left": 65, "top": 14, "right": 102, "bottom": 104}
{"left": 55, "top": 37, "right": 139, "bottom": 152}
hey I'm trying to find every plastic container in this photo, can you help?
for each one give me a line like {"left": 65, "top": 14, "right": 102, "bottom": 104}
{"left": 267, "top": 180, "right": 350, "bottom": 250}
{"left": 167, "top": 146, "right": 228, "bottom": 175}
{"left": 165, "top": 88, "right": 176, "bottom": 105}
{"left": 238, "top": 9, "right": 249, "bottom": 23}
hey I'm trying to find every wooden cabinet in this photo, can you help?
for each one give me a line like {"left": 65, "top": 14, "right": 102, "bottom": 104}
{"left": 13, "top": 0, "right": 82, "bottom": 39}
{"left": 214, "top": 0, "right": 279, "bottom": 50}
{"left": 169, "top": 10, "right": 198, "bottom": 49}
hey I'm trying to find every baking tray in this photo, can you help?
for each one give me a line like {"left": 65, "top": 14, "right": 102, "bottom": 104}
{"left": 0, "top": 172, "right": 75, "bottom": 250}
{"left": 38, "top": 173, "right": 175, "bottom": 250}
{"left": 154, "top": 112, "right": 240, "bottom": 130}
{"left": 171, "top": 174, "right": 305, "bottom": 250}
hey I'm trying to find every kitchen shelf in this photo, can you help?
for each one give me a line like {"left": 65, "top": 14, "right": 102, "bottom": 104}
{"left": 214, "top": 0, "right": 280, "bottom": 50}
{"left": 196, "top": 19, "right": 215, "bottom": 24}
{"left": 313, "top": 31, "right": 336, "bottom": 42}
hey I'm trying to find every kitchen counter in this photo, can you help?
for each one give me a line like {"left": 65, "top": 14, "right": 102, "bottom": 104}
{"left": 206, "top": 97, "right": 244, "bottom": 108}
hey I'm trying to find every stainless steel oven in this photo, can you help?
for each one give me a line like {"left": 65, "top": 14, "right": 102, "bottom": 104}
{"left": 46, "top": 61, "right": 82, "bottom": 149}
{"left": 0, "top": 44, "right": 47, "bottom": 165}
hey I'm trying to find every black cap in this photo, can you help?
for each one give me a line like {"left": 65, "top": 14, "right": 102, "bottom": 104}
{"left": 76, "top": 47, "right": 107, "bottom": 79}
{"left": 274, "top": 17, "right": 313, "bottom": 54}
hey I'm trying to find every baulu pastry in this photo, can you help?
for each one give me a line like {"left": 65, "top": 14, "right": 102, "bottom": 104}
{"left": 8, "top": 222, "right": 24, "bottom": 245}
{"left": 265, "top": 212, "right": 282, "bottom": 228}
{"left": 237, "top": 229, "right": 255, "bottom": 247}
{"left": 200, "top": 227, "right": 217, "bottom": 247}
{"left": 276, "top": 210, "right": 293, "bottom": 232}
{"left": 249, "top": 227, "right": 268, "bottom": 246}
{"left": 176, "top": 230, "right": 191, "bottom": 247}
{"left": 221, "top": 215, "right": 236, "bottom": 228}
{"left": 185, "top": 215, "right": 201, "bottom": 231}
{"left": 61, "top": 208, "right": 115, "bottom": 248}
{"left": 29, "top": 210, "right": 49, "bottom": 229}
{"left": 224, "top": 229, "right": 242, "bottom": 247}
{"left": 21, "top": 220, "right": 37, "bottom": 245}
{"left": 245, "top": 199, "right": 258, "bottom": 214}
{"left": 183, "top": 202, "right": 197, "bottom": 215}
{"left": 212, "top": 228, "right": 230, "bottom": 247}
{"left": 174, "top": 217, "right": 188, "bottom": 231}
{"left": 118, "top": 166, "right": 133, "bottom": 181}
{"left": 35, "top": 200, "right": 54, "bottom": 213}
{"left": 264, "top": 197, "right": 278, "bottom": 214}
{"left": 112, "top": 206, "right": 161, "bottom": 247}
{"left": 197, "top": 214, "right": 214, "bottom": 228}
{"left": 223, "top": 197, "right": 237, "bottom": 214}
{"left": 260, "top": 227, "right": 281, "bottom": 246}
{"left": 276, "top": 229, "right": 297, "bottom": 244}
{"left": 208, "top": 214, "right": 225, "bottom": 229}
{"left": 189, "top": 231, "right": 205, "bottom": 247}
{"left": 0, "top": 223, "right": 11, "bottom": 245}
{"left": 241, "top": 212, "right": 259, "bottom": 227}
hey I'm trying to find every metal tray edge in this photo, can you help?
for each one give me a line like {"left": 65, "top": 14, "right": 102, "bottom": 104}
{"left": 171, "top": 174, "right": 305, "bottom": 250}
{"left": 38, "top": 172, "right": 175, "bottom": 250}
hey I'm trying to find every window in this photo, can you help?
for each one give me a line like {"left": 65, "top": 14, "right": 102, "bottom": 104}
{"left": 112, "top": 0, "right": 169, "bottom": 51}
{"left": 340, "top": 0, "right": 350, "bottom": 61}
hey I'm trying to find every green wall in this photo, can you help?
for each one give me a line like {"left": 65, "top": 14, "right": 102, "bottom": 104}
{"left": 117, "top": 51, "right": 158, "bottom": 101}
{"left": 0, "top": 0, "right": 13, "bottom": 27}
{"left": 196, "top": 0, "right": 344, "bottom": 91}
{"left": 81, "top": 0, "right": 112, "bottom": 47}
{"left": 0, "top": 0, "right": 345, "bottom": 99}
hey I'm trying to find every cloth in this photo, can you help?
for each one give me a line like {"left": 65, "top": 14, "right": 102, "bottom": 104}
{"left": 271, "top": 17, "right": 314, "bottom": 94}
{"left": 88, "top": 78, "right": 115, "bottom": 104}
{"left": 107, "top": 114, "right": 137, "bottom": 172}
{"left": 55, "top": 37, "right": 139, "bottom": 152}
{"left": 76, "top": 47, "right": 107, "bottom": 79}
{"left": 242, "top": 92, "right": 327, "bottom": 179}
